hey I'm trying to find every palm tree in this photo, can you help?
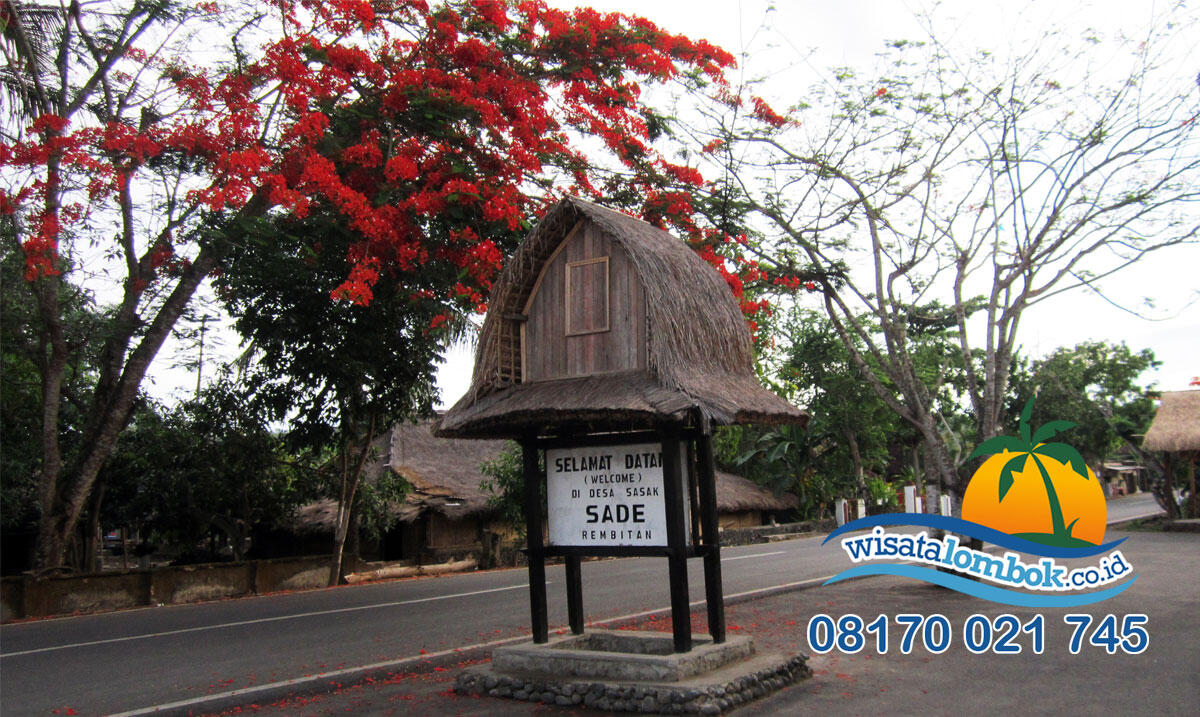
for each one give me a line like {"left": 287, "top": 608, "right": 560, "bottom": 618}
{"left": 970, "top": 397, "right": 1093, "bottom": 546}
{"left": 1, "top": 0, "right": 65, "bottom": 122}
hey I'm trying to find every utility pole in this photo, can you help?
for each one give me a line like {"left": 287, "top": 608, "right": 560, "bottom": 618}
{"left": 195, "top": 314, "right": 207, "bottom": 401}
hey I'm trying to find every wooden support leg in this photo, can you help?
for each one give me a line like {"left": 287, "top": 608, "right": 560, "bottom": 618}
{"left": 695, "top": 424, "right": 726, "bottom": 643}
{"left": 521, "top": 439, "right": 548, "bottom": 644}
{"left": 661, "top": 434, "right": 692, "bottom": 653}
{"left": 566, "top": 554, "right": 584, "bottom": 635}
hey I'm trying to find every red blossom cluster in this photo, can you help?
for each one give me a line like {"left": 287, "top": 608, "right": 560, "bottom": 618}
{"left": 751, "top": 96, "right": 790, "bottom": 128}
{"left": 3, "top": 1, "right": 782, "bottom": 332}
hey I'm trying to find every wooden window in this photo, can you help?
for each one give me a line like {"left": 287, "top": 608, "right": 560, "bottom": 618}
{"left": 564, "top": 256, "right": 609, "bottom": 335}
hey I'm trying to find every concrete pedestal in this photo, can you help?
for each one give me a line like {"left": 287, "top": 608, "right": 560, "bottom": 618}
{"left": 455, "top": 629, "right": 810, "bottom": 714}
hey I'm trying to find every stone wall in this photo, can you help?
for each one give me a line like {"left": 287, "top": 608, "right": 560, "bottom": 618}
{"left": 717, "top": 518, "right": 836, "bottom": 547}
{"left": 1, "top": 554, "right": 354, "bottom": 621}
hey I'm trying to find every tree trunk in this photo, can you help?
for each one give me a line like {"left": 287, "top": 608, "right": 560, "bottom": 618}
{"left": 85, "top": 483, "right": 106, "bottom": 573}
{"left": 844, "top": 427, "right": 867, "bottom": 500}
{"left": 33, "top": 247, "right": 220, "bottom": 571}
{"left": 921, "top": 427, "right": 959, "bottom": 505}
{"left": 328, "top": 482, "right": 359, "bottom": 586}
{"left": 328, "top": 418, "right": 378, "bottom": 586}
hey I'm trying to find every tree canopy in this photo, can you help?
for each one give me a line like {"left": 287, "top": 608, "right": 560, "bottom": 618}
{"left": 1, "top": 0, "right": 751, "bottom": 570}
{"left": 690, "top": 5, "right": 1198, "bottom": 498}
{"left": 1010, "top": 341, "right": 1160, "bottom": 467}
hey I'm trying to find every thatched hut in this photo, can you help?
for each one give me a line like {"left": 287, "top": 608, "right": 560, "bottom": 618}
{"left": 295, "top": 421, "right": 797, "bottom": 559}
{"left": 436, "top": 197, "right": 805, "bottom": 438}
{"left": 295, "top": 423, "right": 513, "bottom": 562}
{"left": 1143, "top": 390, "right": 1200, "bottom": 452}
{"left": 1142, "top": 390, "right": 1200, "bottom": 518}
{"left": 714, "top": 472, "right": 799, "bottom": 529}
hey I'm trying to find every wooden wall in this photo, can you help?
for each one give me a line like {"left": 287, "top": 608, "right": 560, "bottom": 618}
{"left": 426, "top": 514, "right": 479, "bottom": 549}
{"left": 522, "top": 220, "right": 646, "bottom": 382}
{"left": 718, "top": 510, "right": 763, "bottom": 530}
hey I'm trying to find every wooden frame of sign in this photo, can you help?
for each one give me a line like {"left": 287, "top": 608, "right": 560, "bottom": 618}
{"left": 518, "top": 414, "right": 725, "bottom": 653}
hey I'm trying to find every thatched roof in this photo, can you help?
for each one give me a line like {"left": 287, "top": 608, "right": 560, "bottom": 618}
{"left": 715, "top": 471, "right": 799, "bottom": 512}
{"left": 387, "top": 421, "right": 509, "bottom": 520}
{"left": 437, "top": 197, "right": 805, "bottom": 438}
{"left": 296, "top": 421, "right": 795, "bottom": 531}
{"left": 1143, "top": 390, "right": 1200, "bottom": 452}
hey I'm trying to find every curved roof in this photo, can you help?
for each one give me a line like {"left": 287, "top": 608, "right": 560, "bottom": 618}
{"left": 437, "top": 197, "right": 805, "bottom": 438}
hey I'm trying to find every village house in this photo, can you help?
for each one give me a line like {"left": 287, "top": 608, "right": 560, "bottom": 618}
{"left": 295, "top": 420, "right": 798, "bottom": 565}
{"left": 1143, "top": 390, "right": 1200, "bottom": 519}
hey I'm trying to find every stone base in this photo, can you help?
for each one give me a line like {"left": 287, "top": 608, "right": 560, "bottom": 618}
{"left": 491, "top": 630, "right": 756, "bottom": 682}
{"left": 456, "top": 630, "right": 810, "bottom": 714}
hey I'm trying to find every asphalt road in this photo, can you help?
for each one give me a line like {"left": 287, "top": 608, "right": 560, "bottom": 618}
{"left": 0, "top": 493, "right": 1162, "bottom": 716}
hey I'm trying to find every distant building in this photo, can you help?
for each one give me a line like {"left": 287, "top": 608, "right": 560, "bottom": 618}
{"left": 295, "top": 421, "right": 797, "bottom": 564}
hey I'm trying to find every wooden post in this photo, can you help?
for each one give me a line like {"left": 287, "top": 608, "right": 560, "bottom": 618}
{"left": 1188, "top": 452, "right": 1197, "bottom": 519}
{"left": 521, "top": 438, "right": 548, "bottom": 644}
{"left": 695, "top": 416, "right": 726, "bottom": 643}
{"left": 661, "top": 433, "right": 691, "bottom": 653}
{"left": 1164, "top": 453, "right": 1176, "bottom": 520}
{"left": 566, "top": 554, "right": 584, "bottom": 635}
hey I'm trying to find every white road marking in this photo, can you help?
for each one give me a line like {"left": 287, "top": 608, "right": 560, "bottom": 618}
{"left": 0, "top": 583, "right": 537, "bottom": 658}
{"left": 106, "top": 574, "right": 836, "bottom": 717}
{"left": 722, "top": 550, "right": 785, "bottom": 561}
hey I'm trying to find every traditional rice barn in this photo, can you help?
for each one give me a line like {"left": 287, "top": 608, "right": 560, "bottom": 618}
{"left": 436, "top": 196, "right": 806, "bottom": 438}
{"left": 1142, "top": 390, "right": 1200, "bottom": 518}
{"left": 436, "top": 197, "right": 806, "bottom": 650}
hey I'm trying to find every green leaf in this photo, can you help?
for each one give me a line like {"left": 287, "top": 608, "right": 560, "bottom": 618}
{"left": 970, "top": 435, "right": 1025, "bottom": 459}
{"left": 1032, "top": 420, "right": 1075, "bottom": 445}
{"left": 1019, "top": 397, "right": 1035, "bottom": 444}
{"left": 766, "top": 442, "right": 789, "bottom": 462}
{"left": 1036, "top": 442, "right": 1090, "bottom": 480}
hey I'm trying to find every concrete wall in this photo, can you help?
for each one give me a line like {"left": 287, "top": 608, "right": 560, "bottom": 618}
{"left": 1, "top": 554, "right": 355, "bottom": 621}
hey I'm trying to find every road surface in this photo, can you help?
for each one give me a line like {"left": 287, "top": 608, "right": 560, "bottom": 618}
{"left": 0, "top": 493, "right": 1162, "bottom": 716}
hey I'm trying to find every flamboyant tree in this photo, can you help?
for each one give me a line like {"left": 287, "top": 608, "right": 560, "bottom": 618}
{"left": 1, "top": 0, "right": 756, "bottom": 571}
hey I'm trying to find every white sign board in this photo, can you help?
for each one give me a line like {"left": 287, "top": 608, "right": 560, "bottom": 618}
{"left": 546, "top": 442, "right": 690, "bottom": 547}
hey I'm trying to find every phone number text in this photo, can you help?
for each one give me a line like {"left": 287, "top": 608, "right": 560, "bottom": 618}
{"left": 806, "top": 613, "right": 1148, "bottom": 655}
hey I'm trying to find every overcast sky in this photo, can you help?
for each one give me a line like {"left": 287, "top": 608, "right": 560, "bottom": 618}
{"left": 141, "top": 1, "right": 1198, "bottom": 405}
{"left": 431, "top": 0, "right": 1199, "bottom": 408}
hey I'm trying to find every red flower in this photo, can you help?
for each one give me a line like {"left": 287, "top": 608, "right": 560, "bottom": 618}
{"left": 875, "top": 87, "right": 887, "bottom": 97}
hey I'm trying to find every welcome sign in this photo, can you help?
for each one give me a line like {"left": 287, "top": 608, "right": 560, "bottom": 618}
{"left": 546, "top": 443, "right": 690, "bottom": 547}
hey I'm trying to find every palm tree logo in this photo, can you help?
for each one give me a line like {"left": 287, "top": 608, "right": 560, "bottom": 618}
{"left": 969, "top": 398, "right": 1097, "bottom": 547}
